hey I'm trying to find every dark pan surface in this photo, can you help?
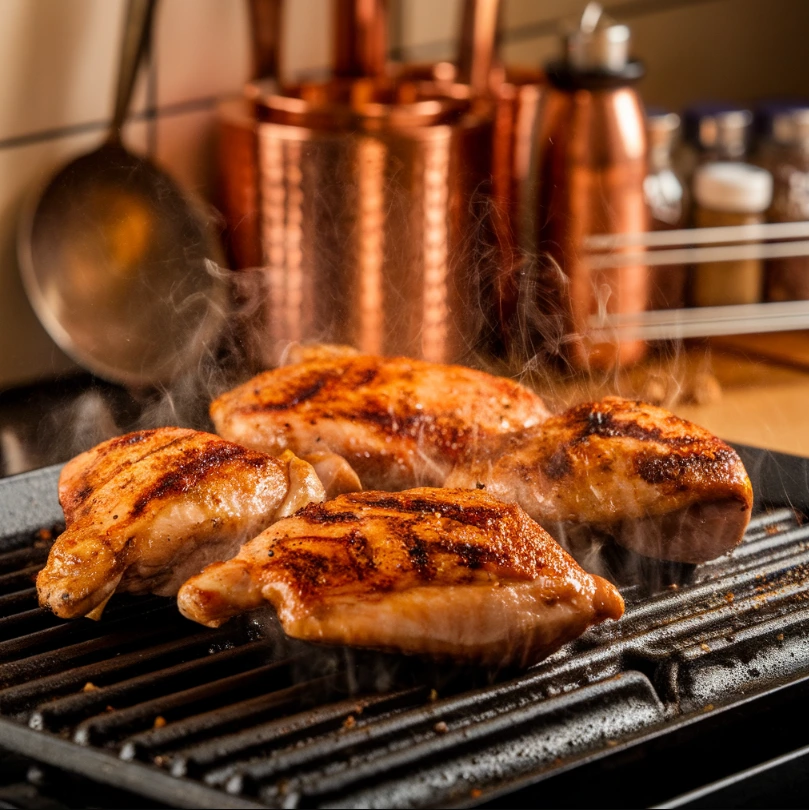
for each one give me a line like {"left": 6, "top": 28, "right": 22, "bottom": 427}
{"left": 0, "top": 445, "right": 808, "bottom": 808}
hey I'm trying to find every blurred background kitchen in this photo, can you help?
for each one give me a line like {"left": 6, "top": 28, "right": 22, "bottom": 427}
{"left": 2, "top": 0, "right": 809, "bottom": 475}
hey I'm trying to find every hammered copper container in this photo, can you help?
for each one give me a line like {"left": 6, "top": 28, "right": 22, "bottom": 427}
{"left": 247, "top": 78, "right": 493, "bottom": 366}
{"left": 394, "top": 0, "right": 545, "bottom": 352}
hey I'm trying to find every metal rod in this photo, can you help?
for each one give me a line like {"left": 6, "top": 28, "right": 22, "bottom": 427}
{"left": 456, "top": 0, "right": 502, "bottom": 94}
{"left": 332, "top": 0, "right": 388, "bottom": 77}
{"left": 585, "top": 221, "right": 809, "bottom": 251}
{"left": 248, "top": 0, "right": 283, "bottom": 80}
{"left": 589, "top": 300, "right": 809, "bottom": 341}
{"left": 584, "top": 239, "right": 809, "bottom": 270}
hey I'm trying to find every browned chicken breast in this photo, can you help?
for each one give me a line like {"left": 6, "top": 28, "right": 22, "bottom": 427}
{"left": 210, "top": 354, "right": 549, "bottom": 491}
{"left": 177, "top": 488, "right": 624, "bottom": 667}
{"left": 38, "top": 429, "right": 325, "bottom": 620}
{"left": 445, "top": 397, "right": 753, "bottom": 564}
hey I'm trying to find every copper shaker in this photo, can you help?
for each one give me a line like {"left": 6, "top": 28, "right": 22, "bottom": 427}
{"left": 535, "top": 2, "right": 649, "bottom": 369}
{"left": 246, "top": 2, "right": 493, "bottom": 366}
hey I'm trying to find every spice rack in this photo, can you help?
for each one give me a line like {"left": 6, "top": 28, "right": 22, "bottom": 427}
{"left": 583, "top": 221, "right": 809, "bottom": 342}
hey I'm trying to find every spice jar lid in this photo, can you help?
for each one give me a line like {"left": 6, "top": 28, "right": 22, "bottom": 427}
{"left": 772, "top": 108, "right": 809, "bottom": 145}
{"left": 683, "top": 103, "right": 752, "bottom": 156}
{"left": 694, "top": 162, "right": 773, "bottom": 214}
{"left": 647, "top": 109, "right": 680, "bottom": 150}
{"left": 754, "top": 99, "right": 809, "bottom": 141}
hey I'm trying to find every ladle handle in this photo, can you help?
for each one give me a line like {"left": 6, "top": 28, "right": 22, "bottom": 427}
{"left": 456, "top": 0, "right": 502, "bottom": 94}
{"left": 110, "top": 0, "right": 158, "bottom": 143}
{"left": 248, "top": 0, "right": 283, "bottom": 81}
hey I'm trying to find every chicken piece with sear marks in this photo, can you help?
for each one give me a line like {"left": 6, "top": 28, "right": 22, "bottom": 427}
{"left": 445, "top": 397, "right": 753, "bottom": 564}
{"left": 177, "top": 488, "right": 624, "bottom": 667}
{"left": 210, "top": 354, "right": 549, "bottom": 491}
{"left": 38, "top": 428, "right": 325, "bottom": 620}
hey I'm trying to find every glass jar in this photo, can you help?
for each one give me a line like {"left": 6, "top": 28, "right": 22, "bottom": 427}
{"left": 762, "top": 108, "right": 809, "bottom": 301}
{"left": 692, "top": 162, "right": 773, "bottom": 307}
{"left": 644, "top": 110, "right": 687, "bottom": 309}
{"left": 679, "top": 103, "right": 753, "bottom": 194}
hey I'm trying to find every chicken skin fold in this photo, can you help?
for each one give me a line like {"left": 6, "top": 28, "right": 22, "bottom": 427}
{"left": 445, "top": 397, "right": 753, "bottom": 564}
{"left": 177, "top": 488, "right": 624, "bottom": 667}
{"left": 210, "top": 354, "right": 550, "bottom": 491}
{"left": 38, "top": 428, "right": 325, "bottom": 620}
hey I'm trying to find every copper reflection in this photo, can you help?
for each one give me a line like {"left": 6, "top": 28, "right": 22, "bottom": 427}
{"left": 420, "top": 129, "right": 451, "bottom": 362}
{"left": 355, "top": 135, "right": 386, "bottom": 354}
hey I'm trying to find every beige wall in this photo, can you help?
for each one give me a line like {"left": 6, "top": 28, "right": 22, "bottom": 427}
{"left": 0, "top": 0, "right": 807, "bottom": 389}
{"left": 501, "top": 0, "right": 809, "bottom": 110}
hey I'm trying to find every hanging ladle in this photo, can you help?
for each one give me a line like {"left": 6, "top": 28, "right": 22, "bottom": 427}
{"left": 18, "top": 0, "right": 227, "bottom": 388}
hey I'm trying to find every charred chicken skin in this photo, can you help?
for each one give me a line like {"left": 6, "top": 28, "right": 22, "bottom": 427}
{"left": 210, "top": 354, "right": 550, "bottom": 492}
{"left": 177, "top": 488, "right": 624, "bottom": 667}
{"left": 38, "top": 429, "right": 325, "bottom": 620}
{"left": 445, "top": 397, "right": 753, "bottom": 564}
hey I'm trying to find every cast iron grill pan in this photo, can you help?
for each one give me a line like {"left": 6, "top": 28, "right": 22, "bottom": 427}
{"left": 0, "top": 444, "right": 808, "bottom": 809}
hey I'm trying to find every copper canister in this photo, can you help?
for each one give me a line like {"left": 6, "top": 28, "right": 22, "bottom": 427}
{"left": 535, "top": 3, "right": 649, "bottom": 370}
{"left": 247, "top": 78, "right": 493, "bottom": 366}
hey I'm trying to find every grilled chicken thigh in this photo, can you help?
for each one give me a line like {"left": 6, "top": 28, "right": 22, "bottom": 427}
{"left": 445, "top": 397, "right": 753, "bottom": 564}
{"left": 210, "top": 354, "right": 549, "bottom": 491}
{"left": 177, "top": 488, "right": 624, "bottom": 666}
{"left": 58, "top": 427, "right": 187, "bottom": 524}
{"left": 38, "top": 429, "right": 325, "bottom": 620}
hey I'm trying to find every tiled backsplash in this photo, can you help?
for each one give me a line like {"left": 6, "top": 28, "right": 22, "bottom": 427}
{"left": 1, "top": 0, "right": 808, "bottom": 389}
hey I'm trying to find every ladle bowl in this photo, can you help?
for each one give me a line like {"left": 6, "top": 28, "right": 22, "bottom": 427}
{"left": 17, "top": 0, "right": 226, "bottom": 388}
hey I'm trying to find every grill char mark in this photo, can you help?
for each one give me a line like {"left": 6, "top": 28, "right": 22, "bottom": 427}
{"left": 572, "top": 401, "right": 694, "bottom": 447}
{"left": 544, "top": 399, "right": 740, "bottom": 488}
{"left": 243, "top": 365, "right": 382, "bottom": 416}
{"left": 635, "top": 446, "right": 741, "bottom": 487}
{"left": 297, "top": 495, "right": 505, "bottom": 532}
{"left": 247, "top": 375, "right": 332, "bottom": 412}
{"left": 344, "top": 494, "right": 505, "bottom": 531}
{"left": 285, "top": 494, "right": 518, "bottom": 595}
{"left": 130, "top": 442, "right": 265, "bottom": 517}
{"left": 68, "top": 430, "right": 189, "bottom": 515}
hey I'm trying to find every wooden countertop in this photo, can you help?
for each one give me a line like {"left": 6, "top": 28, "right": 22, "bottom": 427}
{"left": 525, "top": 340, "right": 809, "bottom": 458}
{"left": 677, "top": 359, "right": 809, "bottom": 456}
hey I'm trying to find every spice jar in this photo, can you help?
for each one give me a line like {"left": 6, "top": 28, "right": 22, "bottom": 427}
{"left": 644, "top": 110, "right": 687, "bottom": 309}
{"left": 762, "top": 108, "right": 809, "bottom": 301}
{"left": 681, "top": 103, "right": 753, "bottom": 177}
{"left": 692, "top": 162, "right": 773, "bottom": 306}
{"left": 679, "top": 104, "right": 753, "bottom": 214}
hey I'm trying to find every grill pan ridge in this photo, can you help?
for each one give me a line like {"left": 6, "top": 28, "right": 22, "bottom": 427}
{"left": 1, "top": 446, "right": 809, "bottom": 808}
